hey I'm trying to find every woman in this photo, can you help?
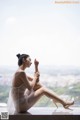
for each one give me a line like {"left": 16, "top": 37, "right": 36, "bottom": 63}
{"left": 7, "top": 53, "right": 74, "bottom": 114}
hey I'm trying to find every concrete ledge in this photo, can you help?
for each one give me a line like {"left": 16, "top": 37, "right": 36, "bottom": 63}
{"left": 9, "top": 114, "right": 80, "bottom": 120}
{"left": 0, "top": 107, "right": 80, "bottom": 120}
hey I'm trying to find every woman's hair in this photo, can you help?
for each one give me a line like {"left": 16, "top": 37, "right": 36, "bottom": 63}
{"left": 16, "top": 53, "right": 29, "bottom": 66}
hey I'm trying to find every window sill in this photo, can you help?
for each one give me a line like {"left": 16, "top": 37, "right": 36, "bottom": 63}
{"left": 0, "top": 107, "right": 80, "bottom": 120}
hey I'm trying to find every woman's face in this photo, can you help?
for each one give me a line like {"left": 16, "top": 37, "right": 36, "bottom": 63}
{"left": 25, "top": 57, "right": 32, "bottom": 67}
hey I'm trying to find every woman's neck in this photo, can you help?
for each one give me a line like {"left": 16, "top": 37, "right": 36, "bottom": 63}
{"left": 19, "top": 65, "right": 26, "bottom": 71}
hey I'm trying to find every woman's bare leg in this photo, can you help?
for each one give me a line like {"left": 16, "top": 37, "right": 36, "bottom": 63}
{"left": 33, "top": 82, "right": 43, "bottom": 91}
{"left": 26, "top": 62, "right": 74, "bottom": 110}
{"left": 27, "top": 85, "right": 74, "bottom": 110}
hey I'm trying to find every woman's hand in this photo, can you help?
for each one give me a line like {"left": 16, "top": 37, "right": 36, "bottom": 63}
{"left": 34, "top": 59, "right": 40, "bottom": 83}
{"left": 34, "top": 72, "right": 40, "bottom": 82}
{"left": 34, "top": 59, "right": 39, "bottom": 67}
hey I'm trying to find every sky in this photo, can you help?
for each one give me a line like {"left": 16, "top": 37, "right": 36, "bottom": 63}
{"left": 0, "top": 0, "right": 80, "bottom": 66}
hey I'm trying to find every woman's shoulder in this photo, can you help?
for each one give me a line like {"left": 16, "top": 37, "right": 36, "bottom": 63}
{"left": 14, "top": 70, "right": 26, "bottom": 77}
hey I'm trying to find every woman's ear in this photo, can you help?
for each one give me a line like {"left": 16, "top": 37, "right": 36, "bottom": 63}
{"left": 22, "top": 58, "right": 25, "bottom": 63}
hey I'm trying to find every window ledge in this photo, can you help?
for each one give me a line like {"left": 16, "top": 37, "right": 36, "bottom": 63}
{"left": 0, "top": 107, "right": 80, "bottom": 120}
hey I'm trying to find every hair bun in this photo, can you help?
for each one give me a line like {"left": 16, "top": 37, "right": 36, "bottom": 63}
{"left": 16, "top": 54, "right": 21, "bottom": 59}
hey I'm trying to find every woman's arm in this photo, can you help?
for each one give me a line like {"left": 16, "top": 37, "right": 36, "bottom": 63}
{"left": 20, "top": 72, "right": 32, "bottom": 90}
{"left": 31, "top": 72, "right": 39, "bottom": 88}
{"left": 26, "top": 59, "right": 40, "bottom": 82}
{"left": 27, "top": 59, "right": 39, "bottom": 81}
{"left": 34, "top": 59, "right": 40, "bottom": 82}
{"left": 20, "top": 71, "right": 39, "bottom": 90}
{"left": 27, "top": 76, "right": 33, "bottom": 81}
{"left": 34, "top": 59, "right": 39, "bottom": 73}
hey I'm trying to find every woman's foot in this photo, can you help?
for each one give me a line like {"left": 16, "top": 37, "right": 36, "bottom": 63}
{"left": 63, "top": 101, "right": 74, "bottom": 110}
{"left": 53, "top": 99, "right": 74, "bottom": 110}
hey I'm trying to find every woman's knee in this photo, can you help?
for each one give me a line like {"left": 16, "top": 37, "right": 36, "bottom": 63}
{"left": 33, "top": 83, "right": 42, "bottom": 91}
{"left": 39, "top": 86, "right": 47, "bottom": 94}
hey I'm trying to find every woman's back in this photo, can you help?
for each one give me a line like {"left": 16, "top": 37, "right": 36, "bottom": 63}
{"left": 12, "top": 70, "right": 25, "bottom": 87}
{"left": 9, "top": 70, "right": 29, "bottom": 112}
{"left": 11, "top": 83, "right": 26, "bottom": 101}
